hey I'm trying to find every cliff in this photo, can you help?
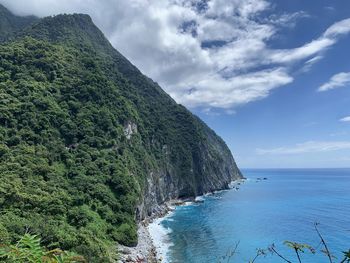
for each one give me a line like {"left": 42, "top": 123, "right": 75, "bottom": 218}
{"left": 0, "top": 4, "right": 242, "bottom": 262}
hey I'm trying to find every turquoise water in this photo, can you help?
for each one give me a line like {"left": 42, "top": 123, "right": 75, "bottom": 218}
{"left": 161, "top": 169, "right": 350, "bottom": 263}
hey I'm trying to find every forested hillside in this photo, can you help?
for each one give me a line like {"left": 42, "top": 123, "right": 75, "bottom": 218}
{"left": 0, "top": 5, "right": 242, "bottom": 262}
{"left": 0, "top": 4, "right": 37, "bottom": 42}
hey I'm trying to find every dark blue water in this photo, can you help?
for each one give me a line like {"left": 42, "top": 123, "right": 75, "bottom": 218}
{"left": 161, "top": 169, "right": 350, "bottom": 263}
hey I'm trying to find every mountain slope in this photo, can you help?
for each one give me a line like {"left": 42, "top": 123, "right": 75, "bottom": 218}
{"left": 0, "top": 5, "right": 242, "bottom": 262}
{"left": 0, "top": 4, "right": 38, "bottom": 42}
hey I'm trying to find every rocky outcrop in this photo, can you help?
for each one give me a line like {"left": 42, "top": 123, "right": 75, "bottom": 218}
{"left": 137, "top": 125, "right": 243, "bottom": 220}
{"left": 124, "top": 121, "right": 138, "bottom": 140}
{"left": 118, "top": 224, "right": 158, "bottom": 263}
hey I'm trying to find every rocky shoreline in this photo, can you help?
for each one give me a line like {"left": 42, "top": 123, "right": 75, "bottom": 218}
{"left": 117, "top": 223, "right": 158, "bottom": 263}
{"left": 117, "top": 201, "right": 177, "bottom": 263}
{"left": 117, "top": 179, "right": 245, "bottom": 263}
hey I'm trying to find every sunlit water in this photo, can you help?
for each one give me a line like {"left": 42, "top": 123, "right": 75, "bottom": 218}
{"left": 160, "top": 169, "right": 350, "bottom": 263}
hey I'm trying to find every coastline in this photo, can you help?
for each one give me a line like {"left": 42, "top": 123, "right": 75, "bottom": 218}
{"left": 117, "top": 201, "right": 176, "bottom": 263}
{"left": 117, "top": 179, "right": 245, "bottom": 263}
{"left": 148, "top": 207, "right": 175, "bottom": 262}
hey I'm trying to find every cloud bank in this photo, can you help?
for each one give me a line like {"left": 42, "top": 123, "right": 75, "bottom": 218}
{"left": 2, "top": 0, "right": 350, "bottom": 110}
{"left": 256, "top": 141, "right": 350, "bottom": 155}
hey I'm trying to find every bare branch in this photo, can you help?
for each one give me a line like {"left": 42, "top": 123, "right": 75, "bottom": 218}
{"left": 226, "top": 241, "right": 240, "bottom": 263}
{"left": 268, "top": 243, "right": 292, "bottom": 263}
{"left": 314, "top": 222, "right": 333, "bottom": 263}
{"left": 251, "top": 248, "right": 267, "bottom": 263}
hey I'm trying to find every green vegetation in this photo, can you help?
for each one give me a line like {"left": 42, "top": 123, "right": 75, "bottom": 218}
{"left": 0, "top": 5, "right": 238, "bottom": 262}
{"left": 0, "top": 5, "right": 38, "bottom": 42}
{"left": 0, "top": 233, "right": 85, "bottom": 262}
{"left": 0, "top": 36, "right": 141, "bottom": 262}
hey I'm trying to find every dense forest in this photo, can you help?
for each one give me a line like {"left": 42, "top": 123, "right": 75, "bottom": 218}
{"left": 0, "top": 4, "right": 241, "bottom": 262}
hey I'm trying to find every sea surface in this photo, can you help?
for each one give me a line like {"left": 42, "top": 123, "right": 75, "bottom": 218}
{"left": 157, "top": 169, "right": 350, "bottom": 263}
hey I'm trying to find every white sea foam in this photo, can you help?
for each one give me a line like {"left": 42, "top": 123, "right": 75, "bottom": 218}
{"left": 168, "top": 205, "right": 176, "bottom": 210}
{"left": 148, "top": 181, "right": 246, "bottom": 262}
{"left": 195, "top": 195, "right": 205, "bottom": 202}
{"left": 148, "top": 213, "right": 174, "bottom": 263}
{"left": 213, "top": 189, "right": 229, "bottom": 195}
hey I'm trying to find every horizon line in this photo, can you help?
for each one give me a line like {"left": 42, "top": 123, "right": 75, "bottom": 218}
{"left": 240, "top": 167, "right": 350, "bottom": 170}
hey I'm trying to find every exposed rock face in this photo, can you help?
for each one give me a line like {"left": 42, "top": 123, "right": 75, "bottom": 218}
{"left": 137, "top": 125, "right": 243, "bottom": 219}
{"left": 124, "top": 121, "right": 138, "bottom": 140}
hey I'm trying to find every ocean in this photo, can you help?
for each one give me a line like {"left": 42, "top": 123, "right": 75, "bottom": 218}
{"left": 151, "top": 169, "right": 350, "bottom": 263}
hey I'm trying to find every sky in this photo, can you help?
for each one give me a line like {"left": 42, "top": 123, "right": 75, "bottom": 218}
{"left": 1, "top": 0, "right": 350, "bottom": 168}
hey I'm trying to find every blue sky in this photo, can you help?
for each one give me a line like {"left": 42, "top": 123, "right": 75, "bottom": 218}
{"left": 193, "top": 0, "right": 350, "bottom": 168}
{"left": 2, "top": 0, "right": 350, "bottom": 168}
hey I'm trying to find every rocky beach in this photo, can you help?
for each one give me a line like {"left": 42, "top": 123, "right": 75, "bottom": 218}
{"left": 118, "top": 179, "right": 245, "bottom": 263}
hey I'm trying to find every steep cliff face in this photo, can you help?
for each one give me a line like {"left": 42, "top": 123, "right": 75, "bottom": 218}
{"left": 13, "top": 11, "right": 243, "bottom": 217}
{"left": 0, "top": 5, "right": 242, "bottom": 261}
{"left": 139, "top": 120, "right": 242, "bottom": 219}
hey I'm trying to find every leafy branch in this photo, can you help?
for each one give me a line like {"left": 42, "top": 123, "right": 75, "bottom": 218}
{"left": 340, "top": 250, "right": 350, "bottom": 263}
{"left": 314, "top": 222, "right": 335, "bottom": 263}
{"left": 0, "top": 233, "right": 85, "bottom": 263}
{"left": 283, "top": 241, "right": 315, "bottom": 263}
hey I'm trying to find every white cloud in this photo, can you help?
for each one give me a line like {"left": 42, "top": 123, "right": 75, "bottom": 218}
{"left": 268, "top": 38, "right": 335, "bottom": 64}
{"left": 300, "top": 55, "right": 323, "bottom": 73}
{"left": 256, "top": 141, "right": 350, "bottom": 155}
{"left": 340, "top": 116, "right": 350, "bottom": 122}
{"left": 1, "top": 0, "right": 350, "bottom": 110}
{"left": 324, "top": 18, "right": 350, "bottom": 38}
{"left": 266, "top": 11, "right": 309, "bottom": 28}
{"left": 205, "top": 0, "right": 270, "bottom": 19}
{"left": 318, "top": 72, "right": 350, "bottom": 92}
{"left": 171, "top": 68, "right": 293, "bottom": 108}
